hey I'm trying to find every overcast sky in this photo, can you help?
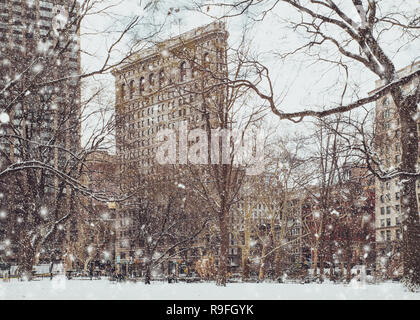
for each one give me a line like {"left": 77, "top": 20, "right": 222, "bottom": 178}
{"left": 79, "top": 0, "right": 420, "bottom": 146}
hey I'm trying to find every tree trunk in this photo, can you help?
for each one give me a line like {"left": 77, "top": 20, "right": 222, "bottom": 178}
{"left": 242, "top": 213, "right": 251, "bottom": 281}
{"left": 274, "top": 250, "right": 282, "bottom": 280}
{"left": 329, "top": 241, "right": 334, "bottom": 281}
{"left": 397, "top": 93, "right": 420, "bottom": 291}
{"left": 345, "top": 236, "right": 352, "bottom": 283}
{"left": 21, "top": 237, "right": 35, "bottom": 281}
{"left": 319, "top": 252, "right": 325, "bottom": 282}
{"left": 312, "top": 247, "right": 319, "bottom": 277}
{"left": 145, "top": 264, "right": 151, "bottom": 285}
{"left": 241, "top": 248, "right": 250, "bottom": 281}
{"left": 216, "top": 210, "right": 228, "bottom": 286}
{"left": 258, "top": 242, "right": 267, "bottom": 281}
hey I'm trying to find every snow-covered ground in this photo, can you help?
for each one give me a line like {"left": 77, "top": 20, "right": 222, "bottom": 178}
{"left": 1, "top": 277, "right": 419, "bottom": 300}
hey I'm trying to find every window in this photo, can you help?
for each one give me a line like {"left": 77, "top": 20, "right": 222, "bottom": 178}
{"left": 395, "top": 192, "right": 400, "bottom": 200}
{"left": 216, "top": 49, "right": 224, "bottom": 71}
{"left": 386, "top": 206, "right": 391, "bottom": 215}
{"left": 386, "top": 230, "right": 391, "bottom": 241}
{"left": 139, "top": 77, "right": 145, "bottom": 95}
{"left": 381, "top": 231, "right": 385, "bottom": 241}
{"left": 383, "top": 97, "right": 390, "bottom": 106}
{"left": 381, "top": 219, "right": 385, "bottom": 227}
{"left": 395, "top": 204, "right": 400, "bottom": 212}
{"left": 129, "top": 80, "right": 134, "bottom": 99}
{"left": 119, "top": 82, "right": 128, "bottom": 100}
{"left": 191, "top": 56, "right": 197, "bottom": 78}
{"left": 180, "top": 61, "right": 186, "bottom": 82}
{"left": 159, "top": 70, "right": 165, "bottom": 88}
{"left": 203, "top": 52, "right": 210, "bottom": 68}
{"left": 380, "top": 207, "right": 385, "bottom": 215}
{"left": 386, "top": 218, "right": 391, "bottom": 227}
{"left": 149, "top": 73, "right": 154, "bottom": 87}
{"left": 395, "top": 154, "right": 400, "bottom": 163}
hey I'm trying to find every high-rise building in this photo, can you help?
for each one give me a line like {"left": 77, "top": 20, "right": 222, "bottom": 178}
{"left": 0, "top": 0, "right": 81, "bottom": 266}
{"left": 112, "top": 21, "right": 228, "bottom": 275}
{"left": 373, "top": 62, "right": 420, "bottom": 278}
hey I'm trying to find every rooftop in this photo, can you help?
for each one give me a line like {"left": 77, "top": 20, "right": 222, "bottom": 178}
{"left": 112, "top": 21, "right": 227, "bottom": 76}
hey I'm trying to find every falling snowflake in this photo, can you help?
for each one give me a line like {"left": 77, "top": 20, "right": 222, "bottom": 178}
{"left": 0, "top": 210, "right": 7, "bottom": 219}
{"left": 331, "top": 210, "right": 340, "bottom": 216}
{"left": 32, "top": 63, "right": 43, "bottom": 73}
{"left": 0, "top": 112, "right": 10, "bottom": 124}
{"left": 40, "top": 207, "right": 48, "bottom": 217}
{"left": 161, "top": 49, "right": 170, "bottom": 58}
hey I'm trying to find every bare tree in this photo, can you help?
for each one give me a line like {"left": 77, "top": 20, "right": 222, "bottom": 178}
{"left": 121, "top": 169, "right": 209, "bottom": 284}
{"left": 191, "top": 0, "right": 420, "bottom": 290}
{"left": 0, "top": 0, "right": 168, "bottom": 278}
{"left": 150, "top": 31, "right": 268, "bottom": 286}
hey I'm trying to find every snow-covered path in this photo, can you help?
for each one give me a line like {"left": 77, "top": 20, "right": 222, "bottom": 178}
{"left": 1, "top": 277, "right": 419, "bottom": 300}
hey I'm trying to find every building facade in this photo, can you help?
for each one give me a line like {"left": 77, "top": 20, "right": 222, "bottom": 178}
{"left": 374, "top": 62, "right": 420, "bottom": 278}
{"left": 112, "top": 21, "right": 228, "bottom": 276}
{"left": 0, "top": 0, "right": 81, "bottom": 267}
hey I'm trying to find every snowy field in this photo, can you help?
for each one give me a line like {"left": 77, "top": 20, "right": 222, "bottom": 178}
{"left": 1, "top": 277, "right": 419, "bottom": 300}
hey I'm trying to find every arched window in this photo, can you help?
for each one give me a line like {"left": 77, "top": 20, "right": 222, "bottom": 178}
{"left": 139, "top": 77, "right": 145, "bottom": 95}
{"left": 129, "top": 80, "right": 134, "bottom": 99}
{"left": 159, "top": 70, "right": 165, "bottom": 88}
{"left": 180, "top": 61, "right": 187, "bottom": 82}
{"left": 149, "top": 73, "right": 154, "bottom": 87}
